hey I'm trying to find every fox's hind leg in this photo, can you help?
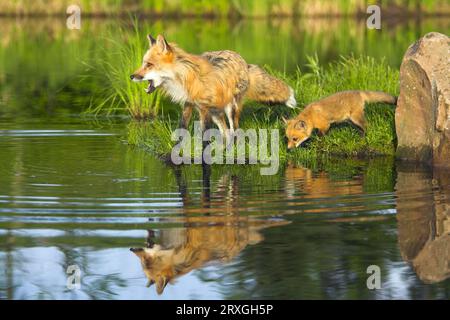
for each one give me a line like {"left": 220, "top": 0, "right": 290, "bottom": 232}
{"left": 211, "top": 114, "right": 228, "bottom": 137}
{"left": 233, "top": 102, "right": 242, "bottom": 130}
{"left": 211, "top": 113, "right": 232, "bottom": 145}
{"left": 233, "top": 97, "right": 244, "bottom": 130}
{"left": 350, "top": 110, "right": 367, "bottom": 136}
{"left": 225, "top": 103, "right": 235, "bottom": 134}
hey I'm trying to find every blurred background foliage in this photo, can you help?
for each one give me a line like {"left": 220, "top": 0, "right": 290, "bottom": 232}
{"left": 0, "top": 15, "right": 448, "bottom": 117}
{"left": 1, "top": 0, "right": 449, "bottom": 17}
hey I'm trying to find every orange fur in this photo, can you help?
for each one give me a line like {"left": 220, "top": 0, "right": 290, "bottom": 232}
{"left": 132, "top": 34, "right": 295, "bottom": 133}
{"left": 284, "top": 90, "right": 396, "bottom": 149}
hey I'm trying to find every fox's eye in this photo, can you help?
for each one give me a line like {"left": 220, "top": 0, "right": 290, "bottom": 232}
{"left": 292, "top": 137, "right": 298, "bottom": 142}
{"left": 145, "top": 62, "right": 153, "bottom": 68}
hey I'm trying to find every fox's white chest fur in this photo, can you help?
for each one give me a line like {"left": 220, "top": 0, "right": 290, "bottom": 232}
{"left": 163, "top": 80, "right": 190, "bottom": 104}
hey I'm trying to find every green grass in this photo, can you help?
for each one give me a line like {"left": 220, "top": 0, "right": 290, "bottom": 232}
{"left": 85, "top": 20, "right": 162, "bottom": 119}
{"left": 128, "top": 57, "right": 398, "bottom": 162}
{"left": 126, "top": 55, "right": 399, "bottom": 162}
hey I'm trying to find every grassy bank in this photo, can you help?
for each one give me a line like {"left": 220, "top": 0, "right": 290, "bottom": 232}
{"left": 126, "top": 55, "right": 399, "bottom": 162}
{"left": 85, "top": 21, "right": 162, "bottom": 119}
{"left": 1, "top": 0, "right": 448, "bottom": 17}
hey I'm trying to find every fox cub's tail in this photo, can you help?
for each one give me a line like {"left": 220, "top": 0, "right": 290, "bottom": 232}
{"left": 361, "top": 91, "right": 397, "bottom": 105}
{"left": 246, "top": 64, "right": 296, "bottom": 108}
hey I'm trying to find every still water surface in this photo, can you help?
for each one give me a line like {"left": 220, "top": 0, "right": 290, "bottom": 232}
{"left": 0, "top": 116, "right": 448, "bottom": 299}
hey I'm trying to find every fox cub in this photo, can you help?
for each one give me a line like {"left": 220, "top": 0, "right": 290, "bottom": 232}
{"left": 283, "top": 90, "right": 397, "bottom": 149}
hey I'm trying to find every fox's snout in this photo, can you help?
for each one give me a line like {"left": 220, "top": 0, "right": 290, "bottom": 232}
{"left": 130, "top": 74, "right": 143, "bottom": 81}
{"left": 130, "top": 247, "right": 144, "bottom": 253}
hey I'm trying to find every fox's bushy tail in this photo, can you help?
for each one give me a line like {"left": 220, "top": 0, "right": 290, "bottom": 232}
{"left": 361, "top": 91, "right": 397, "bottom": 105}
{"left": 246, "top": 64, "right": 296, "bottom": 108}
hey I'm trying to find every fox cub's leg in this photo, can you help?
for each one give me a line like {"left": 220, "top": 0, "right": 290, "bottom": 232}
{"left": 350, "top": 109, "right": 367, "bottom": 136}
{"left": 179, "top": 103, "right": 194, "bottom": 129}
{"left": 317, "top": 124, "right": 330, "bottom": 136}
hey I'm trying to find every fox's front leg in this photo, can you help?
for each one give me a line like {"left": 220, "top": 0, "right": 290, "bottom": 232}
{"left": 197, "top": 107, "right": 212, "bottom": 153}
{"left": 179, "top": 103, "right": 193, "bottom": 129}
{"left": 197, "top": 107, "right": 211, "bottom": 133}
{"left": 317, "top": 125, "right": 330, "bottom": 136}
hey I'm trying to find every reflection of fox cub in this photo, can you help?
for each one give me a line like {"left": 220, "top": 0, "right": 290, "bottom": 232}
{"left": 284, "top": 165, "right": 363, "bottom": 200}
{"left": 131, "top": 34, "right": 295, "bottom": 135}
{"left": 283, "top": 90, "right": 397, "bottom": 149}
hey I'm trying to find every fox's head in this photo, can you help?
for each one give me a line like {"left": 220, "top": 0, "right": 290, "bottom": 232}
{"left": 130, "top": 34, "right": 175, "bottom": 94}
{"left": 130, "top": 247, "right": 174, "bottom": 295}
{"left": 283, "top": 117, "right": 312, "bottom": 149}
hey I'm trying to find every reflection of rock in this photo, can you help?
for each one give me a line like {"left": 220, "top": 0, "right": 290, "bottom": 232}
{"left": 396, "top": 164, "right": 450, "bottom": 283}
{"left": 395, "top": 32, "right": 450, "bottom": 167}
{"left": 414, "top": 234, "right": 450, "bottom": 283}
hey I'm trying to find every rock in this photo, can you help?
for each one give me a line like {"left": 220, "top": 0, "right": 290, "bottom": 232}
{"left": 395, "top": 32, "right": 450, "bottom": 167}
{"left": 396, "top": 163, "right": 450, "bottom": 283}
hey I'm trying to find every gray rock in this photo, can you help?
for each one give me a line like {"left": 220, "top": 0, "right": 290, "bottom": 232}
{"left": 395, "top": 32, "right": 450, "bottom": 167}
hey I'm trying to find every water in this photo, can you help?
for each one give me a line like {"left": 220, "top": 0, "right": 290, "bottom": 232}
{"left": 0, "top": 116, "right": 448, "bottom": 299}
{"left": 0, "top": 17, "right": 449, "bottom": 299}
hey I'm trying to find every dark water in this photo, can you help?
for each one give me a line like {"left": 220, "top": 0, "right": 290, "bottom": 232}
{"left": 0, "top": 116, "right": 449, "bottom": 299}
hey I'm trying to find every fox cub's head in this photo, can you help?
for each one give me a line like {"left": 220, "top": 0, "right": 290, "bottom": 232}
{"left": 283, "top": 117, "right": 313, "bottom": 149}
{"left": 130, "top": 34, "right": 175, "bottom": 94}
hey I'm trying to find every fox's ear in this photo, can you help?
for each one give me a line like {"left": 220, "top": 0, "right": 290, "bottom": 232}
{"left": 156, "top": 276, "right": 168, "bottom": 295}
{"left": 156, "top": 34, "right": 171, "bottom": 53}
{"left": 146, "top": 279, "right": 155, "bottom": 288}
{"left": 294, "top": 120, "right": 307, "bottom": 130}
{"left": 147, "top": 34, "right": 156, "bottom": 47}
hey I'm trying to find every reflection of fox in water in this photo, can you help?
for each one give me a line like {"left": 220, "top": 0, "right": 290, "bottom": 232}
{"left": 131, "top": 166, "right": 288, "bottom": 295}
{"left": 284, "top": 165, "right": 363, "bottom": 198}
{"left": 284, "top": 163, "right": 397, "bottom": 223}
{"left": 131, "top": 221, "right": 270, "bottom": 295}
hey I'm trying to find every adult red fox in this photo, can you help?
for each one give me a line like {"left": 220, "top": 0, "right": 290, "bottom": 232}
{"left": 131, "top": 34, "right": 295, "bottom": 136}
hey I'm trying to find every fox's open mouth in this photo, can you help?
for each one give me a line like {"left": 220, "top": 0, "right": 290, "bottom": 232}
{"left": 145, "top": 80, "right": 156, "bottom": 94}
